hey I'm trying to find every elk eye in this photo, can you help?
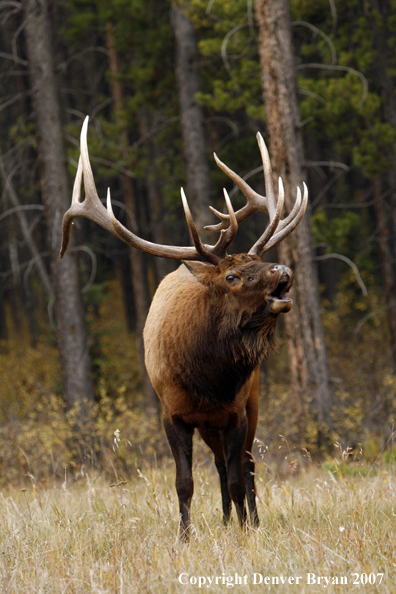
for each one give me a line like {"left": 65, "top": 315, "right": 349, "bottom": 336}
{"left": 226, "top": 274, "right": 236, "bottom": 282}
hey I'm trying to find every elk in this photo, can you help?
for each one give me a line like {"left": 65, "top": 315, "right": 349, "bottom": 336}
{"left": 60, "top": 117, "right": 307, "bottom": 539}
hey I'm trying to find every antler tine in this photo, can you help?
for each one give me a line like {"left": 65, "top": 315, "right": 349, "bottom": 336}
{"left": 59, "top": 156, "right": 83, "bottom": 257}
{"left": 205, "top": 134, "right": 278, "bottom": 233}
{"left": 211, "top": 188, "right": 238, "bottom": 258}
{"left": 256, "top": 132, "right": 276, "bottom": 219}
{"left": 80, "top": 117, "right": 102, "bottom": 208}
{"left": 205, "top": 205, "right": 230, "bottom": 232}
{"left": 259, "top": 183, "right": 308, "bottom": 256}
{"left": 204, "top": 135, "right": 308, "bottom": 259}
{"left": 180, "top": 188, "right": 207, "bottom": 259}
{"left": 60, "top": 117, "right": 118, "bottom": 257}
{"left": 222, "top": 187, "right": 238, "bottom": 240}
{"left": 71, "top": 155, "right": 83, "bottom": 205}
{"left": 61, "top": 116, "right": 231, "bottom": 263}
{"left": 61, "top": 118, "right": 307, "bottom": 265}
{"left": 275, "top": 183, "right": 301, "bottom": 233}
{"left": 248, "top": 177, "right": 284, "bottom": 257}
{"left": 207, "top": 152, "right": 269, "bottom": 232}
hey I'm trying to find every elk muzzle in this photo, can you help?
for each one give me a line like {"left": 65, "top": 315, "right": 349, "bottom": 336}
{"left": 267, "top": 265, "right": 293, "bottom": 314}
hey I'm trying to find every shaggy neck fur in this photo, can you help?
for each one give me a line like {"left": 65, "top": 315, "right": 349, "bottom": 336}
{"left": 168, "top": 286, "right": 278, "bottom": 405}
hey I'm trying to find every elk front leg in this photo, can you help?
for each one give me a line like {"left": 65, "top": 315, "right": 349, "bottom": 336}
{"left": 197, "top": 427, "right": 231, "bottom": 524}
{"left": 163, "top": 415, "right": 194, "bottom": 541}
{"left": 222, "top": 417, "right": 248, "bottom": 527}
{"left": 215, "top": 459, "right": 232, "bottom": 524}
{"left": 244, "top": 454, "right": 259, "bottom": 527}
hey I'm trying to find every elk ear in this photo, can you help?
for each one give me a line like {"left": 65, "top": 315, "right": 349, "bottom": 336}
{"left": 182, "top": 261, "right": 216, "bottom": 285}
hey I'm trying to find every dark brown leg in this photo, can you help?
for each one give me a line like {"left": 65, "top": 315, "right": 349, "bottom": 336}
{"left": 215, "top": 458, "right": 232, "bottom": 524}
{"left": 221, "top": 418, "right": 248, "bottom": 527}
{"left": 198, "top": 427, "right": 231, "bottom": 524}
{"left": 244, "top": 366, "right": 260, "bottom": 527}
{"left": 244, "top": 454, "right": 259, "bottom": 527}
{"left": 163, "top": 415, "right": 194, "bottom": 541}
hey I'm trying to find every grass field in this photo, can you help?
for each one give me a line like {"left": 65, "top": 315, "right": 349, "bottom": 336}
{"left": 1, "top": 452, "right": 395, "bottom": 594}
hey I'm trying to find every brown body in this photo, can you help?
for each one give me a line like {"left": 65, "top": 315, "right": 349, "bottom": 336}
{"left": 144, "top": 255, "right": 293, "bottom": 533}
{"left": 60, "top": 119, "right": 307, "bottom": 539}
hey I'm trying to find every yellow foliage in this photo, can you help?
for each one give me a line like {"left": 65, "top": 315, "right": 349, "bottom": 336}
{"left": 0, "top": 279, "right": 167, "bottom": 485}
{"left": 1, "top": 275, "right": 396, "bottom": 483}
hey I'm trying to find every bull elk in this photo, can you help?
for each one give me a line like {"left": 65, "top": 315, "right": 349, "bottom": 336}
{"left": 61, "top": 117, "right": 307, "bottom": 539}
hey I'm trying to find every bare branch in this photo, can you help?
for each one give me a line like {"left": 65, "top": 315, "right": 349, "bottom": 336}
{"left": 0, "top": 204, "right": 44, "bottom": 222}
{"left": 66, "top": 137, "right": 136, "bottom": 179}
{"left": 305, "top": 160, "right": 350, "bottom": 172}
{"left": 315, "top": 252, "right": 367, "bottom": 296}
{"left": 0, "top": 69, "right": 27, "bottom": 78}
{"left": 0, "top": 51, "right": 27, "bottom": 65}
{"left": 322, "top": 189, "right": 392, "bottom": 210}
{"left": 12, "top": 12, "right": 33, "bottom": 66}
{"left": 57, "top": 46, "right": 109, "bottom": 70}
{"left": 0, "top": 90, "right": 30, "bottom": 113}
{"left": 205, "top": 0, "right": 216, "bottom": 15}
{"left": 310, "top": 170, "right": 345, "bottom": 209}
{"left": 247, "top": 0, "right": 253, "bottom": 32}
{"left": 353, "top": 302, "right": 396, "bottom": 335}
{"left": 0, "top": 1, "right": 21, "bottom": 8}
{"left": 1, "top": 6, "right": 20, "bottom": 25}
{"left": 0, "top": 154, "right": 53, "bottom": 297}
{"left": 221, "top": 23, "right": 248, "bottom": 75}
{"left": 228, "top": 165, "right": 264, "bottom": 198}
{"left": 0, "top": 1, "right": 21, "bottom": 26}
{"left": 70, "top": 245, "right": 97, "bottom": 293}
{"left": 204, "top": 116, "right": 239, "bottom": 136}
{"left": 293, "top": 21, "right": 337, "bottom": 64}
{"left": 298, "top": 86, "right": 326, "bottom": 104}
{"left": 296, "top": 63, "right": 368, "bottom": 106}
{"left": 328, "top": 0, "right": 337, "bottom": 35}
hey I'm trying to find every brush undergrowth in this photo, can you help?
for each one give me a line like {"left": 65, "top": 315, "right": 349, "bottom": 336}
{"left": 1, "top": 275, "right": 395, "bottom": 484}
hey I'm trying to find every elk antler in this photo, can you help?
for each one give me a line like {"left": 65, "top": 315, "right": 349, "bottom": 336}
{"left": 207, "top": 132, "right": 308, "bottom": 258}
{"left": 60, "top": 117, "right": 238, "bottom": 265}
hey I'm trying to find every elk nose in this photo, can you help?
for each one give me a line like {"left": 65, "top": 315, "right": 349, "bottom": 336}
{"left": 270, "top": 264, "right": 289, "bottom": 275}
{"left": 270, "top": 264, "right": 292, "bottom": 283}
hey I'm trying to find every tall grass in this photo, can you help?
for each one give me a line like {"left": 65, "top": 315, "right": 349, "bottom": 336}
{"left": 1, "top": 456, "right": 395, "bottom": 593}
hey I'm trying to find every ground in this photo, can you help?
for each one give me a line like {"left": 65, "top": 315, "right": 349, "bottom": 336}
{"left": 1, "top": 459, "right": 395, "bottom": 593}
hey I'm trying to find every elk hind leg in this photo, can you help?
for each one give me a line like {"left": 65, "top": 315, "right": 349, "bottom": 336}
{"left": 198, "top": 427, "right": 231, "bottom": 524}
{"left": 163, "top": 415, "right": 194, "bottom": 541}
{"left": 244, "top": 454, "right": 259, "bottom": 527}
{"left": 244, "top": 368, "right": 260, "bottom": 527}
{"left": 222, "top": 418, "right": 248, "bottom": 527}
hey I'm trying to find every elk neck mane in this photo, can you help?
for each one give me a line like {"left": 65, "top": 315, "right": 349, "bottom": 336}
{"left": 156, "top": 263, "right": 278, "bottom": 406}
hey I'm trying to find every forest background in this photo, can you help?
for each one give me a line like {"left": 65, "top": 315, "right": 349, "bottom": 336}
{"left": 1, "top": 0, "right": 396, "bottom": 484}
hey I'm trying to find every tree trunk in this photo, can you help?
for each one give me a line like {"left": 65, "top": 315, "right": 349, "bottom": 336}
{"left": 22, "top": 0, "right": 95, "bottom": 414}
{"left": 138, "top": 108, "right": 169, "bottom": 283}
{"left": 368, "top": 0, "right": 396, "bottom": 369}
{"left": 106, "top": 24, "right": 159, "bottom": 417}
{"left": 372, "top": 179, "right": 396, "bottom": 368}
{"left": 255, "top": 0, "right": 333, "bottom": 444}
{"left": 170, "top": 2, "right": 211, "bottom": 233}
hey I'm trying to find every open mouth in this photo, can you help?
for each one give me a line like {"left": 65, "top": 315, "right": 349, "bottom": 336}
{"left": 269, "top": 275, "right": 292, "bottom": 301}
{"left": 267, "top": 274, "right": 293, "bottom": 314}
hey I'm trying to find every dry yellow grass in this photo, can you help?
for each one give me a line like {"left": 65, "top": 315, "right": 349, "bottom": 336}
{"left": 1, "top": 458, "right": 395, "bottom": 593}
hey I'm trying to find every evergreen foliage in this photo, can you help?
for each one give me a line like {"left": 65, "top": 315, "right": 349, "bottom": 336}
{"left": 0, "top": 0, "right": 396, "bottom": 475}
